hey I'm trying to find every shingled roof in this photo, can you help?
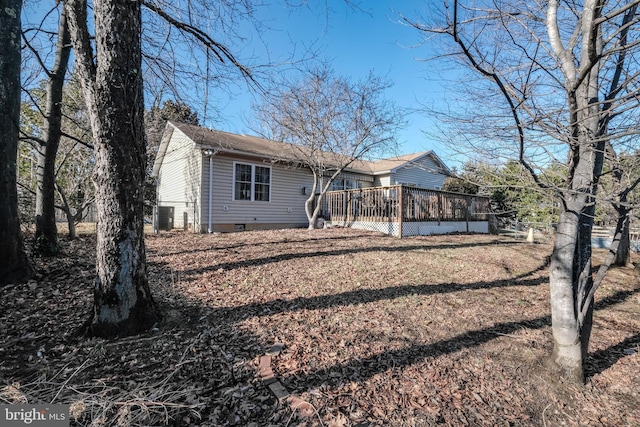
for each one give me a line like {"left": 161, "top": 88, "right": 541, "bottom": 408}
{"left": 154, "top": 121, "right": 450, "bottom": 177}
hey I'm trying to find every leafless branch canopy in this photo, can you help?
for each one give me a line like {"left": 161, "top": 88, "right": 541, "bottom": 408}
{"left": 252, "top": 63, "right": 405, "bottom": 173}
{"left": 403, "top": 0, "right": 640, "bottom": 190}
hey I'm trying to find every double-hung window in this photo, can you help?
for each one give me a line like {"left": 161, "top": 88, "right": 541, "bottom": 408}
{"left": 233, "top": 162, "right": 271, "bottom": 202}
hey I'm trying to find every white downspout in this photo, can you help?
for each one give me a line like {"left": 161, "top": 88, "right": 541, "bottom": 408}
{"left": 207, "top": 153, "right": 213, "bottom": 233}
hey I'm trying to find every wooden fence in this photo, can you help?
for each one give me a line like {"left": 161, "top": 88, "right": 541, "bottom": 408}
{"left": 324, "top": 185, "right": 490, "bottom": 225}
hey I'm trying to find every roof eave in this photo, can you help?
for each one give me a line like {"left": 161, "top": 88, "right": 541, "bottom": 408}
{"left": 195, "top": 142, "right": 304, "bottom": 166}
{"left": 151, "top": 122, "right": 176, "bottom": 178}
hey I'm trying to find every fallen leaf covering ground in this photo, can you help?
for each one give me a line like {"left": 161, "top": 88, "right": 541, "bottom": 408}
{"left": 1, "top": 227, "right": 639, "bottom": 426}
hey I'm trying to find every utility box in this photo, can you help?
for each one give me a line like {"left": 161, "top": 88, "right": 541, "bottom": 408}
{"left": 158, "top": 206, "right": 174, "bottom": 231}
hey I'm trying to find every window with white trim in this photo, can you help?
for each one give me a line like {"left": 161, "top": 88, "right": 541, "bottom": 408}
{"left": 233, "top": 162, "right": 271, "bottom": 201}
{"left": 331, "top": 178, "right": 358, "bottom": 191}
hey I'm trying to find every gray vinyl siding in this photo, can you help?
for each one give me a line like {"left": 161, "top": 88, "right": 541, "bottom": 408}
{"left": 156, "top": 128, "right": 202, "bottom": 230}
{"left": 374, "top": 175, "right": 392, "bottom": 187}
{"left": 390, "top": 156, "right": 446, "bottom": 189}
{"left": 202, "top": 156, "right": 314, "bottom": 229}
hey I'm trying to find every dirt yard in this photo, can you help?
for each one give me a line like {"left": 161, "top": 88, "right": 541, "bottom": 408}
{"left": 1, "top": 228, "right": 638, "bottom": 426}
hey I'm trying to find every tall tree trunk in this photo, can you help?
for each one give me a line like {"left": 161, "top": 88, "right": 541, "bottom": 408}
{"left": 34, "top": 7, "right": 71, "bottom": 256}
{"left": 66, "top": 0, "right": 161, "bottom": 337}
{"left": 611, "top": 164, "right": 632, "bottom": 267}
{"left": 549, "top": 205, "right": 584, "bottom": 382}
{"left": 549, "top": 167, "right": 601, "bottom": 382}
{"left": 0, "top": 0, "right": 34, "bottom": 285}
{"left": 613, "top": 207, "right": 631, "bottom": 267}
{"left": 546, "top": 0, "right": 608, "bottom": 383}
{"left": 548, "top": 136, "right": 604, "bottom": 383}
{"left": 305, "top": 171, "right": 320, "bottom": 229}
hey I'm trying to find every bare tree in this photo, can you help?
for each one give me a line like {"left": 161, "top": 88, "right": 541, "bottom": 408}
{"left": 53, "top": 75, "right": 95, "bottom": 239}
{"left": 0, "top": 0, "right": 34, "bottom": 285}
{"left": 64, "top": 0, "right": 262, "bottom": 336}
{"left": 21, "top": 3, "right": 72, "bottom": 255}
{"left": 605, "top": 149, "right": 640, "bottom": 266}
{"left": 18, "top": 71, "right": 96, "bottom": 240}
{"left": 65, "top": 0, "right": 161, "bottom": 337}
{"left": 54, "top": 135, "right": 95, "bottom": 239}
{"left": 253, "top": 63, "right": 404, "bottom": 229}
{"left": 406, "top": 0, "right": 640, "bottom": 382}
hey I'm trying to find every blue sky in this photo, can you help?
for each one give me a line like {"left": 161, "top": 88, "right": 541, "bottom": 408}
{"left": 21, "top": 1, "right": 464, "bottom": 165}
{"left": 210, "top": 1, "right": 460, "bottom": 163}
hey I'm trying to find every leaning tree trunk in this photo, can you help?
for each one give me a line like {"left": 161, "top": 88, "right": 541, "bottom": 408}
{"left": 305, "top": 171, "right": 321, "bottom": 229}
{"left": 34, "top": 8, "right": 71, "bottom": 256}
{"left": 613, "top": 213, "right": 631, "bottom": 266}
{"left": 66, "top": 0, "right": 160, "bottom": 337}
{"left": 612, "top": 185, "right": 632, "bottom": 267}
{"left": 0, "top": 0, "right": 34, "bottom": 285}
{"left": 55, "top": 184, "right": 79, "bottom": 239}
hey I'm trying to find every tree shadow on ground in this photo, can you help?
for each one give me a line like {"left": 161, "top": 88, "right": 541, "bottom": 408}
{"left": 146, "top": 230, "right": 638, "bottom": 423}
{"left": 208, "top": 262, "right": 549, "bottom": 323}
{"left": 162, "top": 248, "right": 638, "bottom": 389}
{"left": 586, "top": 333, "right": 640, "bottom": 377}
{"left": 177, "top": 239, "right": 524, "bottom": 276}
{"left": 149, "top": 230, "right": 379, "bottom": 257}
{"left": 271, "top": 287, "right": 640, "bottom": 391}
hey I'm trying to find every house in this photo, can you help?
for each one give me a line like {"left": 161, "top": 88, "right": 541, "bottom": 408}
{"left": 151, "top": 121, "right": 455, "bottom": 234}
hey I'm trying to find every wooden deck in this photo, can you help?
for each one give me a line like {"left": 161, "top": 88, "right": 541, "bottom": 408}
{"left": 324, "top": 185, "right": 491, "bottom": 237}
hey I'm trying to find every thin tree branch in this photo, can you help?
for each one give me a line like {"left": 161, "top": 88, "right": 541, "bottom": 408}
{"left": 451, "top": 0, "right": 549, "bottom": 191}
{"left": 594, "top": 0, "right": 640, "bottom": 25}
{"left": 60, "top": 131, "right": 94, "bottom": 150}
{"left": 21, "top": 34, "right": 54, "bottom": 79}
{"left": 21, "top": 86, "right": 47, "bottom": 119}
{"left": 64, "top": 0, "right": 99, "bottom": 123}
{"left": 141, "top": 1, "right": 261, "bottom": 92}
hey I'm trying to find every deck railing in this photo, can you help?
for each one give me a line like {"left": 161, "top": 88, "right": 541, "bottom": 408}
{"left": 324, "top": 185, "right": 490, "bottom": 224}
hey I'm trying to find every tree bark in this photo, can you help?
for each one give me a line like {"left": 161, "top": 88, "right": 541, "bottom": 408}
{"left": 305, "top": 171, "right": 321, "bottom": 229}
{"left": 34, "top": 7, "right": 72, "bottom": 256}
{"left": 612, "top": 172, "right": 632, "bottom": 267}
{"left": 66, "top": 0, "right": 160, "bottom": 337}
{"left": 545, "top": 0, "right": 609, "bottom": 383}
{"left": 0, "top": 0, "right": 34, "bottom": 285}
{"left": 613, "top": 207, "right": 631, "bottom": 266}
{"left": 56, "top": 183, "right": 79, "bottom": 239}
{"left": 306, "top": 196, "right": 318, "bottom": 230}
{"left": 549, "top": 207, "right": 584, "bottom": 382}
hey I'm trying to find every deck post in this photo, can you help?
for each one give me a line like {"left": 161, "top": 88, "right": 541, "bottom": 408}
{"left": 466, "top": 195, "right": 470, "bottom": 233}
{"left": 343, "top": 192, "right": 347, "bottom": 222}
{"left": 398, "top": 185, "right": 404, "bottom": 238}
